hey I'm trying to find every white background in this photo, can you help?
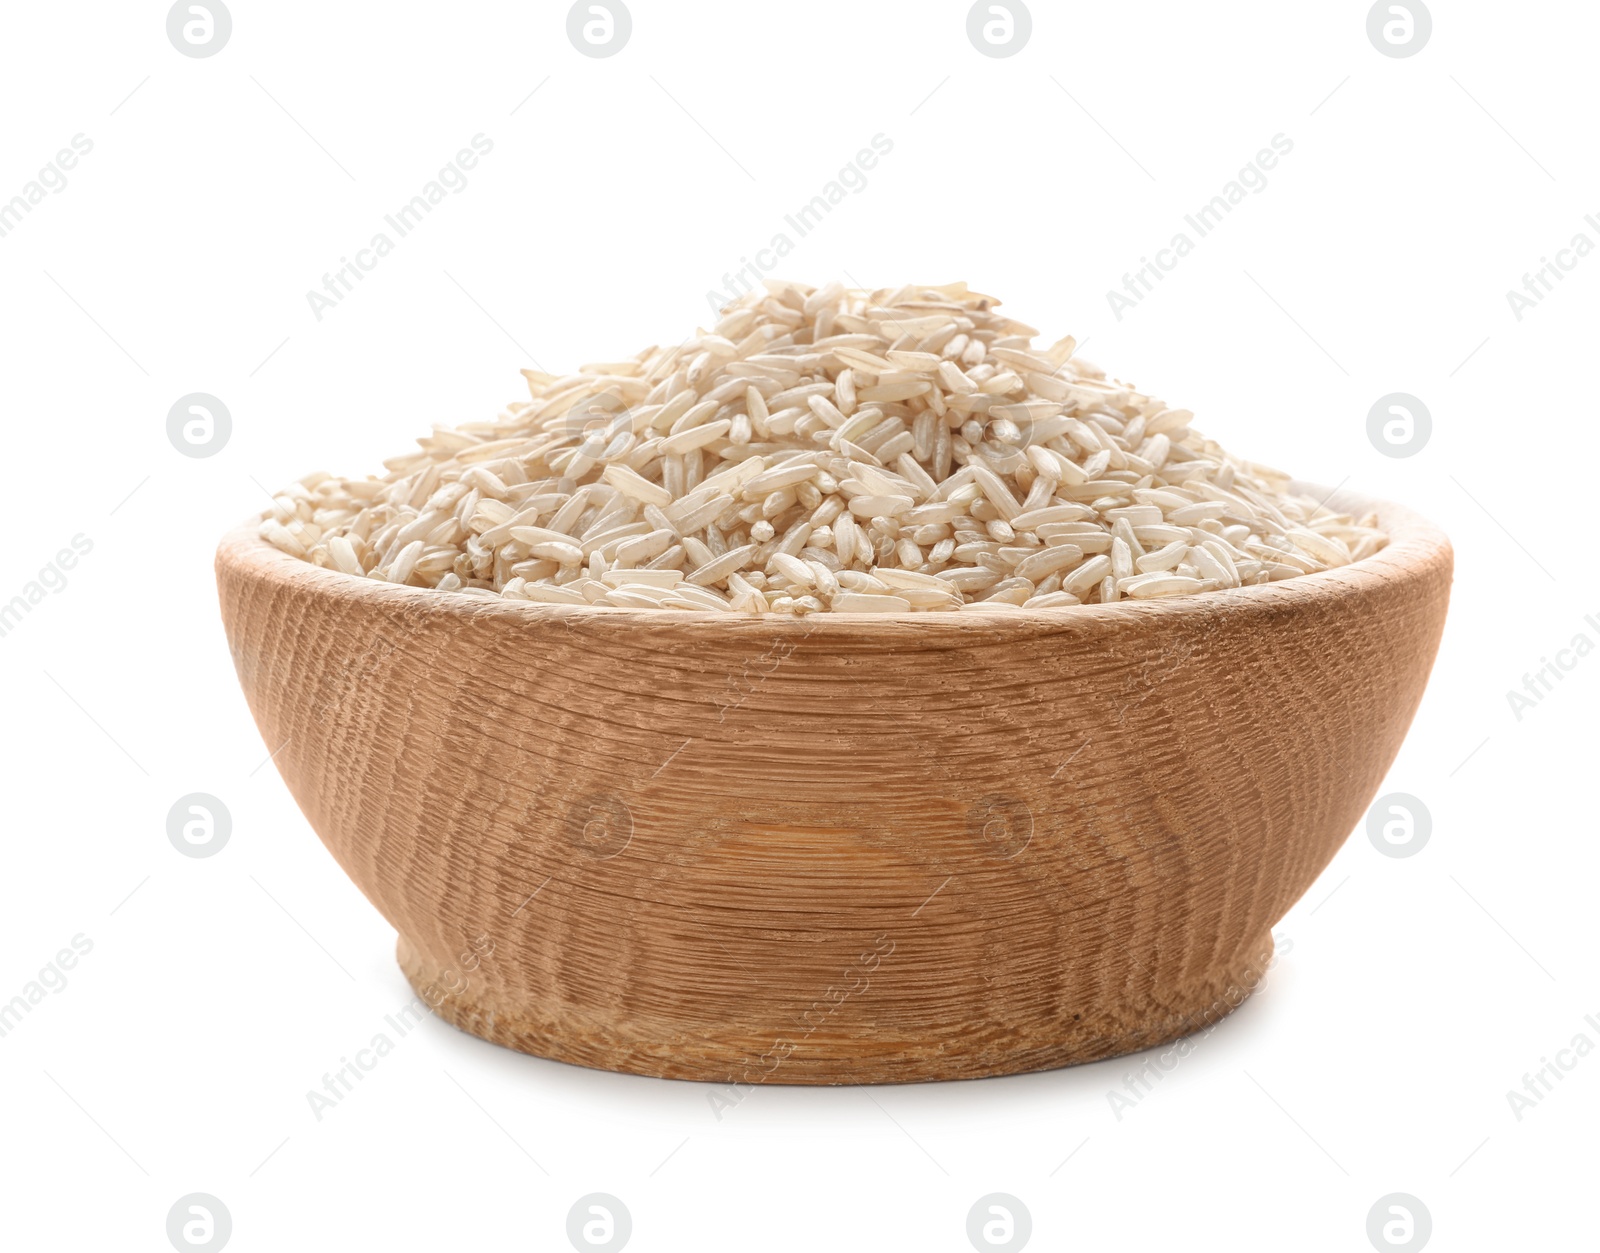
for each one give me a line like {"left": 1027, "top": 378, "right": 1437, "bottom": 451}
{"left": 1, "top": 1, "right": 1595, "bottom": 1249}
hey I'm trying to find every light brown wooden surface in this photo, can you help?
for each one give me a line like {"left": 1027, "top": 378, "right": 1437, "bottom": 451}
{"left": 215, "top": 487, "right": 1452, "bottom": 1084}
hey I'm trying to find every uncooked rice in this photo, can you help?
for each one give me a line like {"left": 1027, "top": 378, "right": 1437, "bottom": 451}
{"left": 260, "top": 280, "right": 1388, "bottom": 614}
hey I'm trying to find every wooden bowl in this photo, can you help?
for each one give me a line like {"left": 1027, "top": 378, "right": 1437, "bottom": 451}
{"left": 215, "top": 486, "right": 1450, "bottom": 1084}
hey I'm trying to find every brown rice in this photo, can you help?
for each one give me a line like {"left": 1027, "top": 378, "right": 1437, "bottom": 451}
{"left": 259, "top": 280, "right": 1387, "bottom": 613}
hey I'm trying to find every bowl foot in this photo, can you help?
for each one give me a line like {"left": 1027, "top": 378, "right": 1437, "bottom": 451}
{"left": 397, "top": 931, "right": 1278, "bottom": 1085}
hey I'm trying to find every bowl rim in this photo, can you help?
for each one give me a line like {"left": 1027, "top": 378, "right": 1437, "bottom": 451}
{"left": 216, "top": 482, "right": 1452, "bottom": 636}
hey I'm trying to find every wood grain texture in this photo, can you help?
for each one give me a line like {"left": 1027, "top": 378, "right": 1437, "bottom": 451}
{"left": 215, "top": 486, "right": 1451, "bottom": 1084}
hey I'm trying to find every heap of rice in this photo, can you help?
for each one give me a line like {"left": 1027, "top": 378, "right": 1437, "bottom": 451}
{"left": 260, "top": 280, "right": 1386, "bottom": 613}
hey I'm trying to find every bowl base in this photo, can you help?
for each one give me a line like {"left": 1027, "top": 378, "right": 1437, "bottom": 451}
{"left": 397, "top": 932, "right": 1277, "bottom": 1085}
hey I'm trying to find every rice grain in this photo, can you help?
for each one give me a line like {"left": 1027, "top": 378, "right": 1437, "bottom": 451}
{"left": 263, "top": 280, "right": 1387, "bottom": 614}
